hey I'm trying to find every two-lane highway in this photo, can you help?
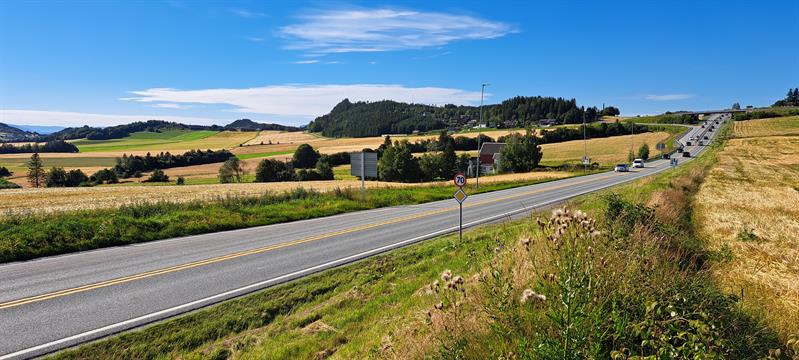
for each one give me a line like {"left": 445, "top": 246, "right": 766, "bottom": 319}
{"left": 0, "top": 117, "right": 725, "bottom": 359}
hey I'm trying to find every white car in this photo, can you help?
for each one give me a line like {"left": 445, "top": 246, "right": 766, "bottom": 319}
{"left": 632, "top": 159, "right": 644, "bottom": 168}
{"left": 614, "top": 163, "right": 629, "bottom": 172}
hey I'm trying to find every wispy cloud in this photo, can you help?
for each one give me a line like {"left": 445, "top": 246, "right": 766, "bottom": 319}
{"left": 150, "top": 103, "right": 190, "bottom": 109}
{"left": 247, "top": 37, "right": 265, "bottom": 42}
{"left": 230, "top": 8, "right": 266, "bottom": 18}
{"left": 645, "top": 94, "right": 696, "bottom": 101}
{"left": 279, "top": 8, "right": 516, "bottom": 55}
{"left": 293, "top": 60, "right": 319, "bottom": 64}
{"left": 0, "top": 110, "right": 224, "bottom": 127}
{"left": 123, "top": 84, "right": 485, "bottom": 118}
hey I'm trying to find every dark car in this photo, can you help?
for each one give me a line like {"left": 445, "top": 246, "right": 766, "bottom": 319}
{"left": 686, "top": 141, "right": 692, "bottom": 146}
{"left": 662, "top": 153, "right": 671, "bottom": 159}
{"left": 703, "top": 135, "right": 709, "bottom": 140}
{"left": 682, "top": 151, "right": 691, "bottom": 157}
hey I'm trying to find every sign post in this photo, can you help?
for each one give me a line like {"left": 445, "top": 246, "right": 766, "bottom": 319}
{"left": 453, "top": 173, "right": 468, "bottom": 241}
{"left": 350, "top": 152, "right": 378, "bottom": 201}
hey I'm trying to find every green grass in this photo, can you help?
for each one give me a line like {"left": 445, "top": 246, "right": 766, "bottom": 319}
{"left": 73, "top": 130, "right": 219, "bottom": 152}
{"left": 236, "top": 150, "right": 293, "bottom": 160}
{"left": 49, "top": 121, "right": 788, "bottom": 359}
{"left": 0, "top": 174, "right": 590, "bottom": 263}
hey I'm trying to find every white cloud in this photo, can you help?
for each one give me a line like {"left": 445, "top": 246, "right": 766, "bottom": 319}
{"left": 123, "top": 84, "right": 485, "bottom": 118}
{"left": 0, "top": 110, "right": 225, "bottom": 127}
{"left": 230, "top": 9, "right": 266, "bottom": 18}
{"left": 293, "top": 60, "right": 319, "bottom": 64}
{"left": 279, "top": 8, "right": 515, "bottom": 54}
{"left": 247, "top": 37, "right": 265, "bottom": 42}
{"left": 645, "top": 94, "right": 696, "bottom": 101}
{"left": 150, "top": 103, "right": 190, "bottom": 109}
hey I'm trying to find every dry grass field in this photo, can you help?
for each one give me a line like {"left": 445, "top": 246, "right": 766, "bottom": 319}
{"left": 732, "top": 115, "right": 799, "bottom": 138}
{"left": 694, "top": 117, "right": 799, "bottom": 340}
{"left": 540, "top": 131, "right": 671, "bottom": 165}
{"left": 0, "top": 170, "right": 573, "bottom": 216}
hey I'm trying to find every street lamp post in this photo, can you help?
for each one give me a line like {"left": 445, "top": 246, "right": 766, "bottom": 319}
{"left": 476, "top": 83, "right": 489, "bottom": 189}
{"left": 583, "top": 111, "right": 587, "bottom": 171}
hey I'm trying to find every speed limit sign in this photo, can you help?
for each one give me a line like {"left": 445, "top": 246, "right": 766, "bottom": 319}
{"left": 453, "top": 173, "right": 467, "bottom": 187}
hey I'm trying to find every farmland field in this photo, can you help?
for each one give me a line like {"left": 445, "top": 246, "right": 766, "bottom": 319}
{"left": 72, "top": 130, "right": 256, "bottom": 153}
{"left": 0, "top": 170, "right": 575, "bottom": 216}
{"left": 732, "top": 115, "right": 799, "bottom": 138}
{"left": 540, "top": 131, "right": 671, "bottom": 165}
{"left": 694, "top": 116, "right": 799, "bottom": 339}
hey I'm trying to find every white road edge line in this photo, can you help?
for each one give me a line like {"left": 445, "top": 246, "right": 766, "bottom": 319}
{"left": 0, "top": 154, "right": 691, "bottom": 359}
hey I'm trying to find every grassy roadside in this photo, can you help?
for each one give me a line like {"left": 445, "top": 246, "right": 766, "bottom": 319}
{"left": 0, "top": 171, "right": 599, "bottom": 264}
{"left": 50, "top": 120, "right": 791, "bottom": 359}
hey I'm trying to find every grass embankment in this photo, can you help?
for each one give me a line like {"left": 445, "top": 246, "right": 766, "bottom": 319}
{"left": 695, "top": 115, "right": 799, "bottom": 341}
{"left": 50, "top": 123, "right": 794, "bottom": 359}
{"left": 0, "top": 174, "right": 591, "bottom": 264}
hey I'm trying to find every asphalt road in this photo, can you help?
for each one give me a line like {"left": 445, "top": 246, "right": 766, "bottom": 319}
{"left": 0, "top": 116, "right": 726, "bottom": 359}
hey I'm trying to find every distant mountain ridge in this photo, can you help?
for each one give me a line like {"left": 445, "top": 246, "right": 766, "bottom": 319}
{"left": 0, "top": 123, "right": 39, "bottom": 142}
{"left": 8, "top": 124, "right": 65, "bottom": 135}
{"left": 308, "top": 96, "right": 617, "bottom": 138}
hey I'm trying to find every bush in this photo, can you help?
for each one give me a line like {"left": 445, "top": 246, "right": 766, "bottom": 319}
{"left": 498, "top": 130, "right": 543, "bottom": 173}
{"left": 255, "top": 159, "right": 293, "bottom": 182}
{"left": 292, "top": 144, "right": 321, "bottom": 169}
{"left": 378, "top": 141, "right": 421, "bottom": 182}
{"left": 46, "top": 167, "right": 89, "bottom": 187}
{"left": 637, "top": 143, "right": 650, "bottom": 161}
{"left": 0, "top": 178, "right": 21, "bottom": 189}
{"left": 145, "top": 169, "right": 170, "bottom": 182}
{"left": 91, "top": 169, "right": 119, "bottom": 184}
{"left": 218, "top": 157, "right": 244, "bottom": 183}
{"left": 0, "top": 166, "right": 11, "bottom": 178}
{"left": 176, "top": 176, "right": 185, "bottom": 185}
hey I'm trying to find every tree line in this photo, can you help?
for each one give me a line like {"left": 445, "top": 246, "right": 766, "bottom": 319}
{"left": 113, "top": 149, "right": 234, "bottom": 178}
{"left": 773, "top": 88, "right": 799, "bottom": 107}
{"left": 0, "top": 140, "right": 79, "bottom": 153}
{"left": 308, "top": 96, "right": 620, "bottom": 138}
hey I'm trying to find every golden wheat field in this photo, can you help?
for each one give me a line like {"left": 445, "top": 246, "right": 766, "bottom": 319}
{"left": 694, "top": 117, "right": 799, "bottom": 339}
{"left": 540, "top": 132, "right": 671, "bottom": 165}
{"left": 732, "top": 115, "right": 799, "bottom": 138}
{"left": 0, "top": 170, "right": 573, "bottom": 216}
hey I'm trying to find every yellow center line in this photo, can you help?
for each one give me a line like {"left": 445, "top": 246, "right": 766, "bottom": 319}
{"left": 0, "top": 172, "right": 621, "bottom": 310}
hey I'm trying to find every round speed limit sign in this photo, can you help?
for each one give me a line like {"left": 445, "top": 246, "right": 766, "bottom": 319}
{"left": 453, "top": 173, "right": 467, "bottom": 187}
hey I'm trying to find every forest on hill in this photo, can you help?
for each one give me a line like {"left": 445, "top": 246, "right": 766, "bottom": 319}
{"left": 40, "top": 119, "right": 299, "bottom": 142}
{"left": 307, "top": 96, "right": 620, "bottom": 137}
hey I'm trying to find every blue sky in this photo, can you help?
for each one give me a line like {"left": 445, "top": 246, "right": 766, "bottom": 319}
{"left": 1, "top": 0, "right": 797, "bottom": 127}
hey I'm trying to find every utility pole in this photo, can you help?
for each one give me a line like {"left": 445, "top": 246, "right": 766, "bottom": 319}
{"left": 476, "top": 83, "right": 489, "bottom": 189}
{"left": 583, "top": 111, "right": 587, "bottom": 171}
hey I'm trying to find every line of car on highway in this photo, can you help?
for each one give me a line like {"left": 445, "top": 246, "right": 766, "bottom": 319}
{"left": 615, "top": 114, "right": 727, "bottom": 173}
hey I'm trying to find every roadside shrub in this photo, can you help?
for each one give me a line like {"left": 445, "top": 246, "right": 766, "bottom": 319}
{"left": 638, "top": 143, "right": 650, "bottom": 160}
{"left": 0, "top": 166, "right": 11, "bottom": 177}
{"left": 498, "top": 130, "right": 543, "bottom": 173}
{"left": 176, "top": 176, "right": 185, "bottom": 185}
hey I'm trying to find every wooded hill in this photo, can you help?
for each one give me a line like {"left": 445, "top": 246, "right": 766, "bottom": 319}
{"left": 0, "top": 123, "right": 39, "bottom": 142}
{"left": 307, "top": 96, "right": 620, "bottom": 137}
{"left": 40, "top": 119, "right": 299, "bottom": 142}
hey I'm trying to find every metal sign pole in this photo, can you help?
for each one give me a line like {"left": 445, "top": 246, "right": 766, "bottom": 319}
{"left": 459, "top": 201, "right": 463, "bottom": 242}
{"left": 360, "top": 151, "right": 365, "bottom": 201}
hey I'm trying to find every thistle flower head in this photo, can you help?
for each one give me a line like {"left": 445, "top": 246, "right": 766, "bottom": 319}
{"left": 441, "top": 269, "right": 452, "bottom": 282}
